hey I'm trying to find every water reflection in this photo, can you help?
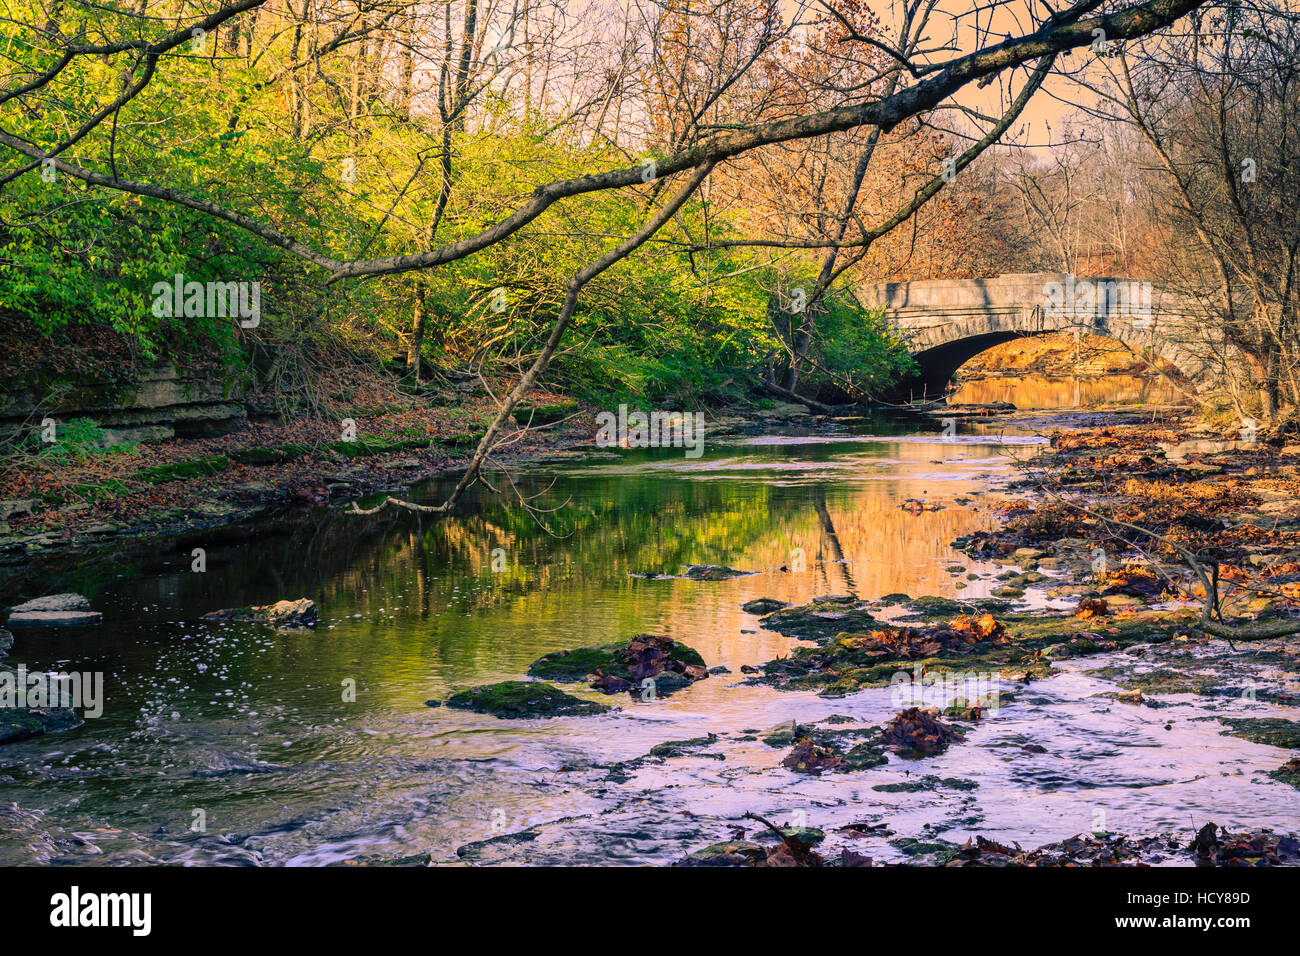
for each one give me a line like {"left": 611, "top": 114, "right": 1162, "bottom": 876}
{"left": 949, "top": 374, "right": 1186, "bottom": 408}
{"left": 0, "top": 428, "right": 1017, "bottom": 862}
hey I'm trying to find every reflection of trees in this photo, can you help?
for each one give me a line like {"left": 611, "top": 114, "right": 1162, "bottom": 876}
{"left": 8, "top": 437, "right": 1009, "bottom": 720}
{"left": 813, "top": 487, "right": 858, "bottom": 597}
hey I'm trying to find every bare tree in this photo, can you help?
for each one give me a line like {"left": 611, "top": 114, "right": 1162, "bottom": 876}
{"left": 1067, "top": 0, "right": 1300, "bottom": 429}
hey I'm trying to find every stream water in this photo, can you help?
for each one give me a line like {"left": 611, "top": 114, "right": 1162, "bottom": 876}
{"left": 0, "top": 389, "right": 1296, "bottom": 865}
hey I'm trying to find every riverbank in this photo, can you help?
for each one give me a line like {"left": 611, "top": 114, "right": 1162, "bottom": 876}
{"left": 0, "top": 388, "right": 845, "bottom": 598}
{"left": 0, "top": 388, "right": 584, "bottom": 581}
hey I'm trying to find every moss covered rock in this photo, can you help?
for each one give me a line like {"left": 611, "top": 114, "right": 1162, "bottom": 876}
{"left": 683, "top": 565, "right": 753, "bottom": 581}
{"left": 1268, "top": 757, "right": 1300, "bottom": 789}
{"left": 527, "top": 634, "right": 707, "bottom": 699}
{"left": 443, "top": 681, "right": 611, "bottom": 719}
{"left": 758, "top": 600, "right": 883, "bottom": 643}
{"left": 0, "top": 706, "right": 83, "bottom": 744}
{"left": 528, "top": 643, "right": 625, "bottom": 682}
{"left": 1220, "top": 718, "right": 1300, "bottom": 749}
{"left": 675, "top": 841, "right": 767, "bottom": 867}
{"left": 203, "top": 598, "right": 318, "bottom": 627}
{"left": 648, "top": 734, "right": 719, "bottom": 758}
{"left": 742, "top": 598, "right": 789, "bottom": 615}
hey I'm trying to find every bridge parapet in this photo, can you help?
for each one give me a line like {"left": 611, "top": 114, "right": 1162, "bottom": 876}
{"left": 859, "top": 273, "right": 1216, "bottom": 395}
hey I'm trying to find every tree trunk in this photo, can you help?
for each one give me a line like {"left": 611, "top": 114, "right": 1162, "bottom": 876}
{"left": 408, "top": 282, "right": 427, "bottom": 379}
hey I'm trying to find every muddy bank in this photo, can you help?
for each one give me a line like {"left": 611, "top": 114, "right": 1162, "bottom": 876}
{"left": 0, "top": 397, "right": 581, "bottom": 583}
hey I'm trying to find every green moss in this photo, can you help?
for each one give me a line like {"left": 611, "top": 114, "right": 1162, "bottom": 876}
{"left": 527, "top": 644, "right": 622, "bottom": 681}
{"left": 760, "top": 629, "right": 1053, "bottom": 696}
{"left": 742, "top": 598, "right": 788, "bottom": 614}
{"left": 135, "top": 456, "right": 230, "bottom": 483}
{"left": 758, "top": 601, "right": 882, "bottom": 643}
{"left": 904, "top": 595, "right": 967, "bottom": 616}
{"left": 1267, "top": 762, "right": 1300, "bottom": 789}
{"left": 0, "top": 706, "right": 83, "bottom": 744}
{"left": 842, "top": 742, "right": 889, "bottom": 769}
{"left": 889, "top": 837, "right": 962, "bottom": 861}
{"left": 443, "top": 681, "right": 611, "bottom": 719}
{"left": 648, "top": 735, "right": 719, "bottom": 758}
{"left": 761, "top": 722, "right": 817, "bottom": 747}
{"left": 440, "top": 429, "right": 489, "bottom": 449}
{"left": 675, "top": 841, "right": 767, "bottom": 867}
{"left": 527, "top": 638, "right": 705, "bottom": 684}
{"left": 512, "top": 402, "right": 580, "bottom": 426}
{"left": 1220, "top": 718, "right": 1300, "bottom": 749}
{"left": 329, "top": 436, "right": 428, "bottom": 457}
{"left": 1084, "top": 666, "right": 1220, "bottom": 696}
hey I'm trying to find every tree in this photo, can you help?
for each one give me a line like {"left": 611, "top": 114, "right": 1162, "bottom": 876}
{"left": 0, "top": 0, "right": 1216, "bottom": 508}
{"left": 1066, "top": 0, "right": 1300, "bottom": 428}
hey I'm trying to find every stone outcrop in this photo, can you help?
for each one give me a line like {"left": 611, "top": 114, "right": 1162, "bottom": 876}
{"left": 203, "top": 598, "right": 319, "bottom": 627}
{"left": 0, "top": 362, "right": 249, "bottom": 446}
{"left": 5, "top": 593, "right": 102, "bottom": 628}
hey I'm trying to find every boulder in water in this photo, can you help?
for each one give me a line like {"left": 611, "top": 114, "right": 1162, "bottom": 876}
{"left": 5, "top": 594, "right": 102, "bottom": 628}
{"left": 442, "top": 681, "right": 611, "bottom": 719}
{"left": 203, "top": 598, "right": 318, "bottom": 627}
{"left": 0, "top": 704, "right": 84, "bottom": 744}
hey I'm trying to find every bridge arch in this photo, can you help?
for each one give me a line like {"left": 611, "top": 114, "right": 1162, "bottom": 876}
{"left": 860, "top": 273, "right": 1215, "bottom": 398}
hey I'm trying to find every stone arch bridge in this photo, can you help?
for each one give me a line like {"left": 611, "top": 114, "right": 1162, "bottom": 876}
{"left": 860, "top": 273, "right": 1215, "bottom": 397}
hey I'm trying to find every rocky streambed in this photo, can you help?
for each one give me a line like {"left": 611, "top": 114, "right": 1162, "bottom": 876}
{"left": 1, "top": 409, "right": 1297, "bottom": 866}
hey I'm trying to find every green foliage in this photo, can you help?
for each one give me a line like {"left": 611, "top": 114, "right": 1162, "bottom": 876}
{"left": 134, "top": 456, "right": 231, "bottom": 484}
{"left": 1, "top": 5, "right": 919, "bottom": 408}
{"left": 806, "top": 295, "right": 917, "bottom": 401}
{"left": 30, "top": 417, "right": 135, "bottom": 462}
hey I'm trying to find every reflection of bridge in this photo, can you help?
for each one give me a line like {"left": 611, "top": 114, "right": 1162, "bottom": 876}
{"left": 860, "top": 273, "right": 1212, "bottom": 396}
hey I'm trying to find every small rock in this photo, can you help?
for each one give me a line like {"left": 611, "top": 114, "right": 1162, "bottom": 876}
{"left": 741, "top": 598, "right": 788, "bottom": 614}
{"left": 6, "top": 593, "right": 102, "bottom": 628}
{"left": 0, "top": 499, "right": 38, "bottom": 521}
{"left": 443, "top": 681, "right": 611, "bottom": 719}
{"left": 0, "top": 705, "right": 84, "bottom": 744}
{"left": 683, "top": 565, "right": 753, "bottom": 581}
